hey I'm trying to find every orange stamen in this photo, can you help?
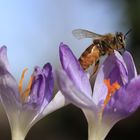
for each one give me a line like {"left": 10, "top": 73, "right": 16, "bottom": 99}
{"left": 18, "top": 68, "right": 34, "bottom": 101}
{"left": 103, "top": 79, "right": 120, "bottom": 109}
{"left": 18, "top": 68, "right": 28, "bottom": 95}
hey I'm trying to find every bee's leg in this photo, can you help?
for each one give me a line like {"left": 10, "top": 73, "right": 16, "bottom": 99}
{"left": 90, "top": 60, "right": 100, "bottom": 78}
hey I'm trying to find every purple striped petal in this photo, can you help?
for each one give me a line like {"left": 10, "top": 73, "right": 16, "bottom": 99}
{"left": 43, "top": 63, "right": 54, "bottom": 103}
{"left": 103, "top": 51, "right": 128, "bottom": 85}
{"left": 59, "top": 43, "right": 92, "bottom": 97}
{"left": 123, "top": 51, "right": 137, "bottom": 80}
{"left": 93, "top": 51, "right": 128, "bottom": 106}
{"left": 29, "top": 63, "right": 53, "bottom": 109}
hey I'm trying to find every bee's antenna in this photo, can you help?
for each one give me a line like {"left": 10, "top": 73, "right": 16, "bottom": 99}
{"left": 124, "top": 29, "right": 132, "bottom": 38}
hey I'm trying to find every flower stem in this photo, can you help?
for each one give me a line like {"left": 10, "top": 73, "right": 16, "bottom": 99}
{"left": 83, "top": 109, "right": 108, "bottom": 140}
{"left": 11, "top": 127, "right": 25, "bottom": 140}
{"left": 88, "top": 123, "right": 104, "bottom": 140}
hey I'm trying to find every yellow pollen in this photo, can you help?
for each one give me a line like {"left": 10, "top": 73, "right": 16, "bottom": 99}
{"left": 18, "top": 68, "right": 34, "bottom": 100}
{"left": 103, "top": 79, "right": 120, "bottom": 109}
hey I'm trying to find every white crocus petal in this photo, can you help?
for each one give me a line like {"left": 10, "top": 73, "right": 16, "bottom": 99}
{"left": 92, "top": 63, "right": 108, "bottom": 105}
{"left": 42, "top": 91, "right": 67, "bottom": 115}
{"left": 8, "top": 92, "right": 66, "bottom": 140}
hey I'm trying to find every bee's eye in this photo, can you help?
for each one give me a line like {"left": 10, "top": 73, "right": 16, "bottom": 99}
{"left": 118, "top": 35, "right": 123, "bottom": 43}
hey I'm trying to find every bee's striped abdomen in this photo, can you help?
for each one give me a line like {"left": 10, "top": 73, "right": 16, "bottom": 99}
{"left": 79, "top": 44, "right": 100, "bottom": 70}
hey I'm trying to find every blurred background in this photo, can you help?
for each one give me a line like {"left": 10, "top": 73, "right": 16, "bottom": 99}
{"left": 0, "top": 0, "right": 140, "bottom": 139}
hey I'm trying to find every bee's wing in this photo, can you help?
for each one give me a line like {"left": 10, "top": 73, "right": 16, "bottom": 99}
{"left": 72, "top": 29, "right": 102, "bottom": 40}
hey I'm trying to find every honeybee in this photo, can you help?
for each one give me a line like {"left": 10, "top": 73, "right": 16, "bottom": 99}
{"left": 72, "top": 29, "right": 131, "bottom": 76}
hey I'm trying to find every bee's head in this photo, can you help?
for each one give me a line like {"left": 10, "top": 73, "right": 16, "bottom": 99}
{"left": 115, "top": 32, "right": 126, "bottom": 53}
{"left": 115, "top": 29, "right": 132, "bottom": 53}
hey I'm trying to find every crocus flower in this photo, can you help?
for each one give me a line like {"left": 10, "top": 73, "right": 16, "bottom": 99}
{"left": 56, "top": 43, "right": 140, "bottom": 140}
{"left": 0, "top": 46, "right": 65, "bottom": 140}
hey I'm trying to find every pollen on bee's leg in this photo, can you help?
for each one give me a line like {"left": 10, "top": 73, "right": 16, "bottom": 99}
{"left": 18, "top": 68, "right": 28, "bottom": 95}
{"left": 102, "top": 79, "right": 120, "bottom": 111}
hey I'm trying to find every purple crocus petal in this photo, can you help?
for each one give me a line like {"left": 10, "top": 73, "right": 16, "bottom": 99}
{"left": 29, "top": 67, "right": 45, "bottom": 106}
{"left": 0, "top": 46, "right": 20, "bottom": 111}
{"left": 123, "top": 51, "right": 137, "bottom": 80}
{"left": 104, "top": 76, "right": 140, "bottom": 118}
{"left": 105, "top": 51, "right": 128, "bottom": 85}
{"left": 43, "top": 63, "right": 54, "bottom": 103}
{"left": 0, "top": 46, "right": 9, "bottom": 71}
{"left": 56, "top": 69, "right": 95, "bottom": 109}
{"left": 29, "top": 63, "right": 53, "bottom": 109}
{"left": 93, "top": 51, "right": 128, "bottom": 105}
{"left": 59, "top": 43, "right": 92, "bottom": 98}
